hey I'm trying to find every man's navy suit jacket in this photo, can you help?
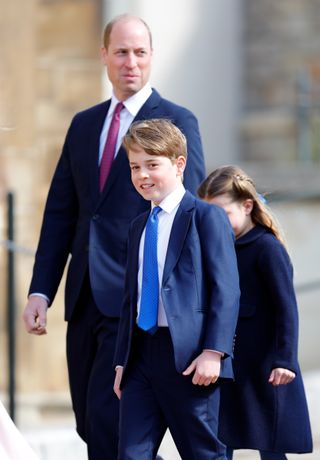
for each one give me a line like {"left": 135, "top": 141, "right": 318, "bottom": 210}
{"left": 114, "top": 191, "right": 240, "bottom": 379}
{"left": 29, "top": 89, "right": 205, "bottom": 320}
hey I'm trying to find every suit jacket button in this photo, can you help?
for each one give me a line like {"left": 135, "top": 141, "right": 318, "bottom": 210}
{"left": 92, "top": 214, "right": 100, "bottom": 221}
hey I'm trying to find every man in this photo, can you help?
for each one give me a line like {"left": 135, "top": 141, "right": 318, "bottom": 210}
{"left": 23, "top": 14, "right": 205, "bottom": 460}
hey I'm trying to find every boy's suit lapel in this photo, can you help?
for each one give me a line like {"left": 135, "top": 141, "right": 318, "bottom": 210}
{"left": 162, "top": 192, "right": 195, "bottom": 285}
{"left": 127, "top": 191, "right": 196, "bottom": 294}
{"left": 129, "top": 212, "right": 149, "bottom": 292}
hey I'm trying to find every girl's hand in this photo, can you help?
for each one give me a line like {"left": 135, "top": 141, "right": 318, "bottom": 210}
{"left": 268, "top": 367, "right": 295, "bottom": 386}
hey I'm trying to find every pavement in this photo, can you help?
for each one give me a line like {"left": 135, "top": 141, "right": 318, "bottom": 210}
{"left": 21, "top": 370, "right": 319, "bottom": 460}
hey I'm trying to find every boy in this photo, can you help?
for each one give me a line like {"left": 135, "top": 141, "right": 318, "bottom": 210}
{"left": 114, "top": 119, "right": 240, "bottom": 460}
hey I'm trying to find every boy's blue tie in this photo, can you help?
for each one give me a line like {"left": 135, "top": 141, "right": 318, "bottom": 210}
{"left": 138, "top": 206, "right": 162, "bottom": 334}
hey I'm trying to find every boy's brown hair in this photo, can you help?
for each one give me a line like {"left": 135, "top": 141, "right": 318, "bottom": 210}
{"left": 122, "top": 118, "right": 187, "bottom": 160}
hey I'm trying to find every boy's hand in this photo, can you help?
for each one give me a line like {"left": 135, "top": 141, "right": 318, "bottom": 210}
{"left": 113, "top": 367, "right": 123, "bottom": 399}
{"left": 268, "top": 367, "right": 295, "bottom": 386}
{"left": 182, "top": 350, "right": 221, "bottom": 386}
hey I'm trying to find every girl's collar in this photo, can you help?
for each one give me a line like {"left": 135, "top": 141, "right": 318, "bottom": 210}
{"left": 235, "top": 224, "right": 267, "bottom": 246}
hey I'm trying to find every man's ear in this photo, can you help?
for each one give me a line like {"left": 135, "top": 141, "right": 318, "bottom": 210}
{"left": 101, "top": 47, "right": 108, "bottom": 66}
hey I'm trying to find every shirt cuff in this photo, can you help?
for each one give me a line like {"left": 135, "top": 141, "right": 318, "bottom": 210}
{"left": 203, "top": 349, "right": 224, "bottom": 357}
{"left": 29, "top": 293, "right": 50, "bottom": 304}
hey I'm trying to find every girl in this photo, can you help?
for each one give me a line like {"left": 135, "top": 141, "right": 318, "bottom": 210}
{"left": 198, "top": 165, "right": 313, "bottom": 460}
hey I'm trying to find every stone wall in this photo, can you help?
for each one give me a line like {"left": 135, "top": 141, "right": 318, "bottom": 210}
{"left": 241, "top": 0, "right": 320, "bottom": 165}
{"left": 0, "top": 0, "right": 102, "bottom": 399}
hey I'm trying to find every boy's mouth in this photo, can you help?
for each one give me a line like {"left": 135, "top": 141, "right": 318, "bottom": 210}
{"left": 141, "top": 183, "right": 154, "bottom": 189}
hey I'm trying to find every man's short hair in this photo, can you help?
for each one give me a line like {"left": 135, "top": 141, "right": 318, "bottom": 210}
{"left": 103, "top": 14, "right": 153, "bottom": 49}
{"left": 123, "top": 118, "right": 187, "bottom": 160}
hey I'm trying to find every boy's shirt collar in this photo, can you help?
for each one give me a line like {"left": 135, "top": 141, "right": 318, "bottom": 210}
{"left": 151, "top": 184, "right": 186, "bottom": 214}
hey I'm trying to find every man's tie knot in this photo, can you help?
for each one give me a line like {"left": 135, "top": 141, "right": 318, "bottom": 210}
{"left": 113, "top": 102, "right": 124, "bottom": 120}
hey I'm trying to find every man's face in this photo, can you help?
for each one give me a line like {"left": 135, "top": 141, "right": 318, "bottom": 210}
{"left": 101, "top": 18, "right": 153, "bottom": 101}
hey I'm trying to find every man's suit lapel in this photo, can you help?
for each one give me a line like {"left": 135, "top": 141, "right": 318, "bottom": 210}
{"left": 98, "top": 90, "right": 162, "bottom": 204}
{"left": 162, "top": 192, "right": 195, "bottom": 286}
{"left": 133, "top": 89, "right": 161, "bottom": 121}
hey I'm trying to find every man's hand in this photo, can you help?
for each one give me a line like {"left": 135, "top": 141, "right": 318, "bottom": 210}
{"left": 182, "top": 350, "right": 221, "bottom": 386}
{"left": 113, "top": 367, "right": 123, "bottom": 399}
{"left": 268, "top": 367, "right": 295, "bottom": 386}
{"left": 22, "top": 295, "right": 48, "bottom": 335}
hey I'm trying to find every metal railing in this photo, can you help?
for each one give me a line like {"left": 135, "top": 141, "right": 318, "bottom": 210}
{"left": 1, "top": 192, "right": 35, "bottom": 422}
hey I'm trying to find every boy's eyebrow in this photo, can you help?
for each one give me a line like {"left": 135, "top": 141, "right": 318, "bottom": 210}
{"left": 129, "top": 158, "right": 159, "bottom": 165}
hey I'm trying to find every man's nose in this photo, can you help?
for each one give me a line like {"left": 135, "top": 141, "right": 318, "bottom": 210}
{"left": 125, "top": 52, "right": 137, "bottom": 68}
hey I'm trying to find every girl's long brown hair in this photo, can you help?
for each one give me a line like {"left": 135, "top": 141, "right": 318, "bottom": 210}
{"left": 198, "top": 165, "right": 285, "bottom": 245}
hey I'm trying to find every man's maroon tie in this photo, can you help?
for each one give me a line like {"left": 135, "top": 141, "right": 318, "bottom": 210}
{"left": 99, "top": 102, "right": 124, "bottom": 192}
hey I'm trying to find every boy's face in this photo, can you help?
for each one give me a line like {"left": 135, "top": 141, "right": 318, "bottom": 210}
{"left": 128, "top": 146, "right": 186, "bottom": 205}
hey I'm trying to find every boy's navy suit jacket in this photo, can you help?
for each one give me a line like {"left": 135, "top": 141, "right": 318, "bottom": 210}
{"left": 115, "top": 191, "right": 240, "bottom": 380}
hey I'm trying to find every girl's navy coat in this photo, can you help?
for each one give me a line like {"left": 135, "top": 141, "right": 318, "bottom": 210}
{"left": 219, "top": 225, "right": 312, "bottom": 453}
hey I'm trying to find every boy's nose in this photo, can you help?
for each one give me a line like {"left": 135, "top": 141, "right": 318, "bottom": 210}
{"left": 140, "top": 170, "right": 149, "bottom": 178}
{"left": 138, "top": 169, "right": 149, "bottom": 179}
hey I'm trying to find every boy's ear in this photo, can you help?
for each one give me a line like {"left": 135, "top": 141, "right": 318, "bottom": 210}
{"left": 176, "top": 156, "right": 186, "bottom": 176}
{"left": 243, "top": 199, "right": 254, "bottom": 215}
